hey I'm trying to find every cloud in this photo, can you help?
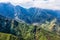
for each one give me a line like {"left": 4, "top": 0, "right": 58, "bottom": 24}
{"left": 0, "top": 0, "right": 9, "bottom": 2}
{"left": 33, "top": 0, "right": 60, "bottom": 10}
{"left": 0, "top": 0, "right": 60, "bottom": 10}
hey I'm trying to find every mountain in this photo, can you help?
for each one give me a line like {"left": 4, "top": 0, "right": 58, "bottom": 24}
{"left": 0, "top": 3, "right": 60, "bottom": 24}
{"left": 15, "top": 6, "right": 58, "bottom": 24}
{"left": 0, "top": 3, "right": 15, "bottom": 19}
{"left": 0, "top": 3, "right": 60, "bottom": 40}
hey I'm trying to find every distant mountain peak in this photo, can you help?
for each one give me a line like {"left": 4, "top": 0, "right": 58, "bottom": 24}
{"left": 0, "top": 3, "right": 60, "bottom": 24}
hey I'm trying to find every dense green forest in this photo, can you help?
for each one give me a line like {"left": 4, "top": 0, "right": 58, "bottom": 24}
{"left": 0, "top": 15, "right": 60, "bottom": 40}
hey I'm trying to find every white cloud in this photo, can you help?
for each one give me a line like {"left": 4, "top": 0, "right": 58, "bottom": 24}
{"left": 32, "top": 0, "right": 60, "bottom": 10}
{"left": 0, "top": 0, "right": 9, "bottom": 2}
{"left": 0, "top": 0, "right": 60, "bottom": 10}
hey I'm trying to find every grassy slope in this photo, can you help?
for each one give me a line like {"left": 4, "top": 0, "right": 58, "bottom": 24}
{"left": 38, "top": 28, "right": 60, "bottom": 40}
{"left": 0, "top": 32, "right": 19, "bottom": 40}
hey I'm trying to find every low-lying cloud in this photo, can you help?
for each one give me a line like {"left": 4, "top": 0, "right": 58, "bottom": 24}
{"left": 0, "top": 0, "right": 60, "bottom": 10}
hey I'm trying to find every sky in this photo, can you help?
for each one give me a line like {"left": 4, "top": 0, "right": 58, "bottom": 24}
{"left": 0, "top": 0, "right": 60, "bottom": 10}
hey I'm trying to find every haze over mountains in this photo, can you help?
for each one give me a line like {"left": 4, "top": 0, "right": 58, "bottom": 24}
{"left": 0, "top": 3, "right": 60, "bottom": 24}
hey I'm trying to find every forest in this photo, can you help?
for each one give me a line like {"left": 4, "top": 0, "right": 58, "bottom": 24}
{"left": 0, "top": 15, "right": 60, "bottom": 40}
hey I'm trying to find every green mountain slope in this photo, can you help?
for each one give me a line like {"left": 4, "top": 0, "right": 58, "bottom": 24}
{"left": 0, "top": 15, "right": 60, "bottom": 40}
{"left": 12, "top": 21, "right": 60, "bottom": 40}
{"left": 0, "top": 32, "right": 19, "bottom": 40}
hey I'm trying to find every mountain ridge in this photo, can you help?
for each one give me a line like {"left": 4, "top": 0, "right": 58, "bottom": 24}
{"left": 0, "top": 3, "right": 60, "bottom": 24}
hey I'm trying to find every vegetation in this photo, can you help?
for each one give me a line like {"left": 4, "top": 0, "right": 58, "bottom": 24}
{"left": 0, "top": 15, "right": 60, "bottom": 40}
{"left": 0, "top": 32, "right": 19, "bottom": 40}
{"left": 11, "top": 19, "right": 60, "bottom": 40}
